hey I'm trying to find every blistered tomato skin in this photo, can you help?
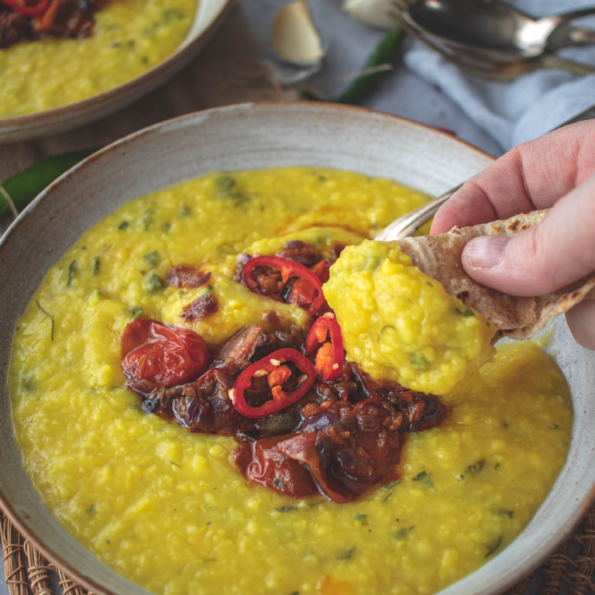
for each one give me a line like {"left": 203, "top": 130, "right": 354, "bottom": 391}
{"left": 121, "top": 319, "right": 210, "bottom": 386}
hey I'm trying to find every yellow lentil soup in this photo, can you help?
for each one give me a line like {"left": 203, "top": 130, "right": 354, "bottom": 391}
{"left": 9, "top": 168, "right": 572, "bottom": 595}
{"left": 0, "top": 0, "right": 196, "bottom": 118}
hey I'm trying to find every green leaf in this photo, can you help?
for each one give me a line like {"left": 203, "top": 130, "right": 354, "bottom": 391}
{"left": 412, "top": 471, "right": 427, "bottom": 482}
{"left": 276, "top": 506, "right": 297, "bottom": 513}
{"left": 216, "top": 176, "right": 235, "bottom": 196}
{"left": 465, "top": 459, "right": 486, "bottom": 476}
{"left": 338, "top": 547, "right": 355, "bottom": 560}
{"left": 393, "top": 528, "right": 408, "bottom": 541}
{"left": 118, "top": 221, "right": 129, "bottom": 230}
{"left": 125, "top": 306, "right": 143, "bottom": 318}
{"left": 180, "top": 204, "right": 190, "bottom": 218}
{"left": 409, "top": 352, "right": 427, "bottom": 372}
{"left": 354, "top": 514, "right": 367, "bottom": 522}
{"left": 142, "top": 209, "right": 155, "bottom": 231}
{"left": 36, "top": 300, "right": 54, "bottom": 341}
{"left": 91, "top": 257, "right": 100, "bottom": 276}
{"left": 67, "top": 260, "right": 78, "bottom": 287}
{"left": 143, "top": 251, "right": 159, "bottom": 267}
{"left": 497, "top": 509, "right": 514, "bottom": 518}
{"left": 143, "top": 273, "right": 164, "bottom": 294}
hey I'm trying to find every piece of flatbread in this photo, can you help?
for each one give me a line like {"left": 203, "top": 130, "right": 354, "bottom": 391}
{"left": 398, "top": 209, "right": 595, "bottom": 341}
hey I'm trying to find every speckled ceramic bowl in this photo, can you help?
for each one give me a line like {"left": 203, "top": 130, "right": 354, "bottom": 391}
{"left": 1, "top": 103, "right": 594, "bottom": 595}
{"left": 0, "top": 0, "right": 230, "bottom": 145}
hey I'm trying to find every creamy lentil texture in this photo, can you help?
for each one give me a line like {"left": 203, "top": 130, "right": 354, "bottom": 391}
{"left": 0, "top": 0, "right": 196, "bottom": 118}
{"left": 324, "top": 240, "right": 497, "bottom": 395}
{"left": 9, "top": 167, "right": 572, "bottom": 595}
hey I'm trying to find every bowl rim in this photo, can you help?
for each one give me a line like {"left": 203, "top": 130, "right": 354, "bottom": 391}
{"left": 0, "top": 0, "right": 231, "bottom": 138}
{"left": 1, "top": 101, "right": 588, "bottom": 595}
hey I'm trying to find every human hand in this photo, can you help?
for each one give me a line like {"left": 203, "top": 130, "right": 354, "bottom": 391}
{"left": 430, "top": 120, "right": 595, "bottom": 350}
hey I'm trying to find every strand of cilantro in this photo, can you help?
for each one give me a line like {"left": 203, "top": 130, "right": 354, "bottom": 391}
{"left": 0, "top": 148, "right": 98, "bottom": 218}
{"left": 300, "top": 29, "right": 404, "bottom": 106}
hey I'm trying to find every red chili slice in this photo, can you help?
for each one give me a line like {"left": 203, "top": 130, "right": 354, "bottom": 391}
{"left": 304, "top": 312, "right": 344, "bottom": 383}
{"left": 121, "top": 319, "right": 210, "bottom": 387}
{"left": 232, "top": 348, "right": 316, "bottom": 419}
{"left": 242, "top": 255, "right": 326, "bottom": 315}
{"left": 1, "top": 0, "right": 50, "bottom": 17}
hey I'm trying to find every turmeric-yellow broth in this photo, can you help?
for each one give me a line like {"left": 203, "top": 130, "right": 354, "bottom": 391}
{"left": 0, "top": 0, "right": 196, "bottom": 118}
{"left": 9, "top": 168, "right": 572, "bottom": 595}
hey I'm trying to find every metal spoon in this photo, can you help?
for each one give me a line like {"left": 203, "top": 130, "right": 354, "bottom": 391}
{"left": 394, "top": 10, "right": 595, "bottom": 81}
{"left": 399, "top": 0, "right": 595, "bottom": 63}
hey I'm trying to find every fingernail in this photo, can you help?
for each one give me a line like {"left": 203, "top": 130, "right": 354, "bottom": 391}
{"left": 466, "top": 235, "right": 511, "bottom": 269}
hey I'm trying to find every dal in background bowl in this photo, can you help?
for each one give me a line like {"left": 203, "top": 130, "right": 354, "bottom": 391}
{"left": 0, "top": 0, "right": 230, "bottom": 145}
{"left": 0, "top": 102, "right": 594, "bottom": 595}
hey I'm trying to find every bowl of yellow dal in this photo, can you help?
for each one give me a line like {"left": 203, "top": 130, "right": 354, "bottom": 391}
{"left": 0, "top": 0, "right": 230, "bottom": 145}
{"left": 0, "top": 102, "right": 594, "bottom": 595}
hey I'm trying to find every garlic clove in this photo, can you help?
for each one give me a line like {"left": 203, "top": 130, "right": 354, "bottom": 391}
{"left": 343, "top": 0, "right": 402, "bottom": 30}
{"left": 271, "top": 0, "right": 324, "bottom": 67}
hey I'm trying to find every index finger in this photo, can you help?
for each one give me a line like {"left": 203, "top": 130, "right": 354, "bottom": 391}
{"left": 430, "top": 120, "right": 595, "bottom": 234}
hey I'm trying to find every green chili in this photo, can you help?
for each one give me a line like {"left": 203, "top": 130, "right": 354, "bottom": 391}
{"left": 300, "top": 29, "right": 404, "bottom": 106}
{"left": 0, "top": 148, "right": 97, "bottom": 218}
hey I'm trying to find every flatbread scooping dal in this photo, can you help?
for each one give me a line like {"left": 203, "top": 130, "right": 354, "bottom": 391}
{"left": 398, "top": 209, "right": 595, "bottom": 341}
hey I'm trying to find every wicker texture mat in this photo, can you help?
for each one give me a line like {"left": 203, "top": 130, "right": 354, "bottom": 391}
{"left": 2, "top": 504, "right": 595, "bottom": 595}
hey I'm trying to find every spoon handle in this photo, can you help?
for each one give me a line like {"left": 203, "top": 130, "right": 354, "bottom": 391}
{"left": 374, "top": 183, "right": 464, "bottom": 242}
{"left": 569, "top": 26, "right": 595, "bottom": 45}
{"left": 541, "top": 54, "right": 595, "bottom": 76}
{"left": 556, "top": 7, "right": 595, "bottom": 22}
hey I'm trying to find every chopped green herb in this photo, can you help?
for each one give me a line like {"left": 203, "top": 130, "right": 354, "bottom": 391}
{"left": 494, "top": 462, "right": 500, "bottom": 470}
{"left": 393, "top": 528, "right": 408, "bottom": 541}
{"left": 383, "top": 491, "right": 393, "bottom": 503}
{"left": 127, "top": 39, "right": 135, "bottom": 47}
{"left": 143, "top": 251, "right": 159, "bottom": 267}
{"left": 163, "top": 8, "right": 185, "bottom": 21}
{"left": 384, "top": 479, "right": 401, "bottom": 490}
{"left": 205, "top": 285, "right": 214, "bottom": 293}
{"left": 550, "top": 423, "right": 560, "bottom": 430}
{"left": 142, "top": 209, "right": 155, "bottom": 231}
{"left": 216, "top": 176, "right": 235, "bottom": 195}
{"left": 465, "top": 459, "right": 486, "bottom": 475}
{"left": 426, "top": 281, "right": 433, "bottom": 287}
{"left": 354, "top": 514, "right": 367, "bottom": 522}
{"left": 36, "top": 300, "right": 54, "bottom": 340}
{"left": 67, "top": 260, "right": 78, "bottom": 287}
{"left": 485, "top": 535, "right": 502, "bottom": 557}
{"left": 276, "top": 506, "right": 297, "bottom": 513}
{"left": 91, "top": 257, "right": 100, "bottom": 276}
{"left": 413, "top": 471, "right": 427, "bottom": 481}
{"left": 110, "top": 41, "right": 121, "bottom": 48}
{"left": 86, "top": 504, "right": 96, "bottom": 516}
{"left": 409, "top": 352, "right": 427, "bottom": 372}
{"left": 338, "top": 547, "right": 355, "bottom": 560}
{"left": 125, "top": 306, "right": 143, "bottom": 318}
{"left": 497, "top": 509, "right": 514, "bottom": 518}
{"left": 118, "top": 220, "right": 129, "bottom": 230}
{"left": 273, "top": 477, "right": 284, "bottom": 489}
{"left": 180, "top": 204, "right": 190, "bottom": 218}
{"left": 143, "top": 273, "right": 164, "bottom": 294}
{"left": 161, "top": 222, "right": 171, "bottom": 232}
{"left": 167, "top": 460, "right": 180, "bottom": 468}
{"left": 463, "top": 307, "right": 475, "bottom": 316}
{"left": 318, "top": 175, "right": 326, "bottom": 181}
{"left": 142, "top": 56, "right": 149, "bottom": 64}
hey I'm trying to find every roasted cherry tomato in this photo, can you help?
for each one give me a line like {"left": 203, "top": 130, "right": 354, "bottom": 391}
{"left": 242, "top": 255, "right": 326, "bottom": 315}
{"left": 121, "top": 319, "right": 210, "bottom": 386}
{"left": 232, "top": 348, "right": 316, "bottom": 419}
{"left": 304, "top": 312, "right": 344, "bottom": 383}
{"left": 1, "top": 0, "right": 50, "bottom": 17}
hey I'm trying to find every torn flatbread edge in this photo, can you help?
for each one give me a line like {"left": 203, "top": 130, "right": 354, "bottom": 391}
{"left": 397, "top": 208, "right": 595, "bottom": 341}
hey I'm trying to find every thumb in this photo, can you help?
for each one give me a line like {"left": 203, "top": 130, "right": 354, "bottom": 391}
{"left": 461, "top": 174, "right": 595, "bottom": 297}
